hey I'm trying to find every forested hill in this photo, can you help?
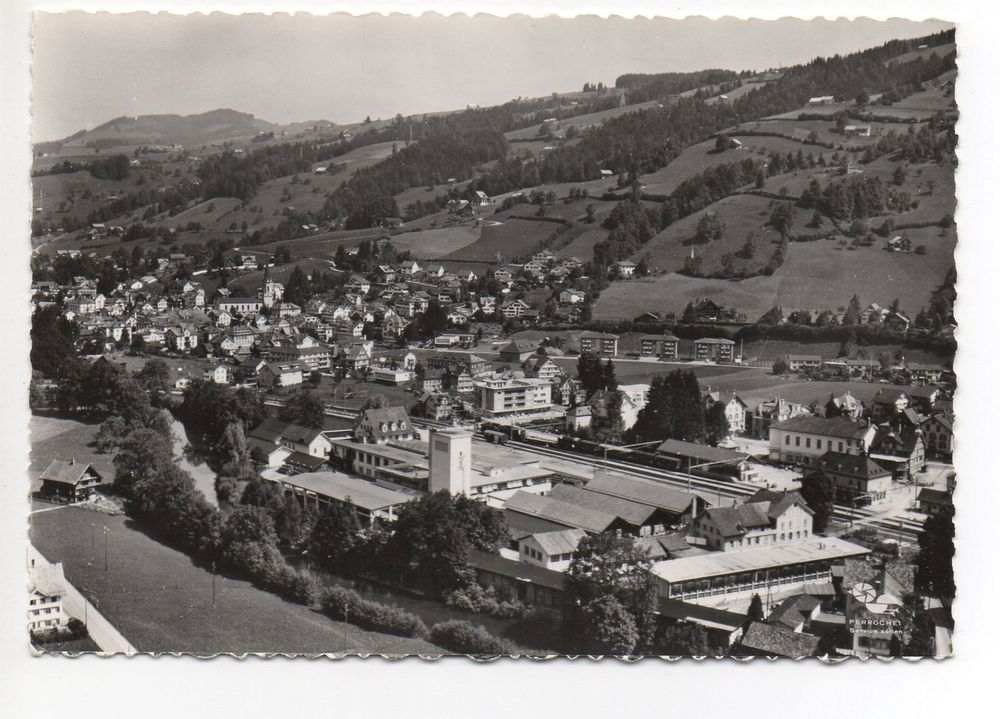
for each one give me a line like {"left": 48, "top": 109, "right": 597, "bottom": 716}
{"left": 468, "top": 29, "right": 955, "bottom": 197}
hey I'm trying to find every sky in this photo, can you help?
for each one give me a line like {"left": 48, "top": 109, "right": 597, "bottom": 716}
{"left": 31, "top": 13, "right": 953, "bottom": 142}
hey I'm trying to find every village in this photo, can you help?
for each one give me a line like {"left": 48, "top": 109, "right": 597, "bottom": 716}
{"left": 28, "top": 233, "right": 955, "bottom": 658}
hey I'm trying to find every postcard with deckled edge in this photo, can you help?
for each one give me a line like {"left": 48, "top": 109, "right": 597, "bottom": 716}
{"left": 25, "top": 10, "right": 956, "bottom": 659}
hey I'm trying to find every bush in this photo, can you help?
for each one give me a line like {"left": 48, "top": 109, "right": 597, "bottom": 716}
{"left": 443, "top": 583, "right": 527, "bottom": 619}
{"left": 321, "top": 585, "right": 428, "bottom": 638}
{"left": 429, "top": 620, "right": 515, "bottom": 656}
{"left": 264, "top": 563, "right": 322, "bottom": 606}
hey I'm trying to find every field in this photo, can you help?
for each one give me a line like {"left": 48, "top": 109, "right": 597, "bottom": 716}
{"left": 389, "top": 226, "right": 481, "bottom": 259}
{"left": 552, "top": 225, "right": 608, "bottom": 259}
{"left": 596, "top": 218, "right": 953, "bottom": 323}
{"left": 734, "top": 118, "right": 902, "bottom": 148}
{"left": 632, "top": 193, "right": 786, "bottom": 274}
{"left": 503, "top": 100, "right": 661, "bottom": 142}
{"left": 740, "top": 339, "right": 951, "bottom": 365}
{"left": 443, "top": 217, "right": 559, "bottom": 263}
{"left": 29, "top": 416, "right": 113, "bottom": 492}
{"left": 29, "top": 506, "right": 440, "bottom": 654}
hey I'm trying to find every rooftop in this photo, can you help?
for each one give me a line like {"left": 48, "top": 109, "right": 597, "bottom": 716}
{"left": 652, "top": 537, "right": 870, "bottom": 584}
{"left": 267, "top": 471, "right": 416, "bottom": 511}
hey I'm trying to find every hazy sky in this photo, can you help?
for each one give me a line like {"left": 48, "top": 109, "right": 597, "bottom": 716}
{"left": 31, "top": 13, "right": 952, "bottom": 142}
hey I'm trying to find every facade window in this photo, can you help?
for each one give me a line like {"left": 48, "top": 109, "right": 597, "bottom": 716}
{"left": 795, "top": 436, "right": 800, "bottom": 447}
{"left": 805, "top": 438, "right": 811, "bottom": 449}
{"left": 785, "top": 435, "right": 790, "bottom": 446}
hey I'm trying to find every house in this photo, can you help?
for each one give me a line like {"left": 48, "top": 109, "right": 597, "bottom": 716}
{"left": 249, "top": 418, "right": 332, "bottom": 460}
{"left": 498, "top": 340, "right": 539, "bottom": 364}
{"left": 257, "top": 362, "right": 305, "bottom": 389}
{"left": 694, "top": 337, "right": 736, "bottom": 363}
{"left": 615, "top": 260, "right": 637, "bottom": 277}
{"left": 786, "top": 355, "right": 823, "bottom": 373}
{"left": 500, "top": 299, "right": 532, "bottom": 319}
{"left": 204, "top": 362, "right": 232, "bottom": 385}
{"left": 717, "top": 393, "right": 748, "bottom": 434}
{"left": 916, "top": 488, "right": 953, "bottom": 516}
{"left": 922, "top": 412, "right": 954, "bottom": 461}
{"left": 807, "top": 95, "right": 835, "bottom": 105}
{"left": 419, "top": 369, "right": 447, "bottom": 393}
{"left": 523, "top": 355, "right": 560, "bottom": 381}
{"left": 639, "top": 334, "right": 680, "bottom": 360}
{"left": 353, "top": 407, "right": 419, "bottom": 444}
{"left": 559, "top": 289, "right": 586, "bottom": 305}
{"left": 869, "top": 425, "right": 926, "bottom": 479}
{"left": 28, "top": 556, "right": 69, "bottom": 635}
{"left": 471, "top": 190, "right": 495, "bottom": 208}
{"left": 38, "top": 459, "right": 103, "bottom": 501}
{"left": 423, "top": 392, "right": 455, "bottom": 421}
{"left": 769, "top": 416, "right": 877, "bottom": 466}
{"left": 691, "top": 491, "right": 811, "bottom": 552}
{"left": 814, "top": 451, "right": 894, "bottom": 506}
{"left": 828, "top": 391, "right": 864, "bottom": 420}
{"left": 517, "top": 528, "right": 587, "bottom": 572}
{"left": 907, "top": 363, "right": 945, "bottom": 384}
{"left": 843, "top": 125, "right": 872, "bottom": 137}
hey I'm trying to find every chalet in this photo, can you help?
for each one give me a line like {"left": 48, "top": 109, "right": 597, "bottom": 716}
{"left": 907, "top": 363, "right": 945, "bottom": 384}
{"left": 565, "top": 404, "right": 592, "bottom": 432}
{"left": 500, "top": 299, "right": 532, "bottom": 319}
{"left": 353, "top": 407, "right": 418, "bottom": 444}
{"left": 38, "top": 459, "right": 103, "bottom": 502}
{"left": 471, "top": 190, "right": 495, "bottom": 208}
{"left": 523, "top": 355, "right": 560, "bottom": 381}
{"left": 807, "top": 95, "right": 835, "bottom": 105}
{"left": 922, "top": 412, "right": 954, "bottom": 461}
{"left": 559, "top": 289, "right": 586, "bottom": 305}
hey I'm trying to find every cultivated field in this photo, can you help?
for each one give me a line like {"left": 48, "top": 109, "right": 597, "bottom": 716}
{"left": 552, "top": 225, "right": 608, "bottom": 259}
{"left": 443, "top": 217, "right": 559, "bottom": 263}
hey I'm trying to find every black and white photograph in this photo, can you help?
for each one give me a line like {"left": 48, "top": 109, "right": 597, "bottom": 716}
{"left": 14, "top": 6, "right": 967, "bottom": 665}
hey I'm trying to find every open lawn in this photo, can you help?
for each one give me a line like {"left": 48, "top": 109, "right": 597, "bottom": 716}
{"left": 226, "top": 258, "right": 336, "bottom": 294}
{"left": 160, "top": 196, "right": 244, "bottom": 229}
{"left": 29, "top": 507, "right": 439, "bottom": 654}
{"left": 734, "top": 118, "right": 902, "bottom": 149}
{"left": 390, "top": 226, "right": 481, "bottom": 259}
{"left": 885, "top": 42, "right": 956, "bottom": 67}
{"left": 632, "top": 193, "right": 785, "bottom": 275}
{"left": 443, "top": 217, "right": 559, "bottom": 263}
{"left": 552, "top": 224, "right": 607, "bottom": 259}
{"left": 29, "top": 416, "right": 115, "bottom": 493}
{"left": 596, "top": 218, "right": 953, "bottom": 322}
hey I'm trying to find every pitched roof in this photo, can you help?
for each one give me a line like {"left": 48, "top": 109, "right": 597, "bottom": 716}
{"left": 528, "top": 528, "right": 587, "bottom": 556}
{"left": 583, "top": 474, "right": 698, "bottom": 514}
{"left": 738, "top": 621, "right": 820, "bottom": 658}
{"left": 272, "top": 471, "right": 415, "bottom": 511}
{"left": 548, "top": 484, "right": 658, "bottom": 526}
{"left": 770, "top": 415, "right": 869, "bottom": 439}
{"left": 656, "top": 439, "right": 749, "bottom": 465}
{"left": 504, "top": 491, "right": 618, "bottom": 534}
{"left": 39, "top": 459, "right": 101, "bottom": 486}
{"left": 817, "top": 451, "right": 892, "bottom": 480}
{"left": 248, "top": 417, "right": 290, "bottom": 443}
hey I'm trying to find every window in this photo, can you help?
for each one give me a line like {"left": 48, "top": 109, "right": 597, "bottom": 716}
{"left": 785, "top": 435, "right": 790, "bottom": 446}
{"left": 805, "top": 438, "right": 811, "bottom": 449}
{"left": 795, "top": 436, "right": 800, "bottom": 447}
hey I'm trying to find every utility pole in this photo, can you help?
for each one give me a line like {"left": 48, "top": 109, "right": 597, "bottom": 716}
{"left": 91, "top": 522, "right": 95, "bottom": 550}
{"left": 212, "top": 562, "right": 217, "bottom": 609}
{"left": 103, "top": 526, "right": 109, "bottom": 571}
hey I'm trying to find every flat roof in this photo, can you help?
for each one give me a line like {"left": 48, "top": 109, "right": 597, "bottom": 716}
{"left": 651, "top": 537, "right": 870, "bottom": 584}
{"left": 269, "top": 471, "right": 416, "bottom": 511}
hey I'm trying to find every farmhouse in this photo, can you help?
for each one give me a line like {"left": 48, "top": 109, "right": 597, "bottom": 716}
{"left": 786, "top": 355, "right": 823, "bottom": 373}
{"left": 38, "top": 459, "right": 103, "bottom": 502}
